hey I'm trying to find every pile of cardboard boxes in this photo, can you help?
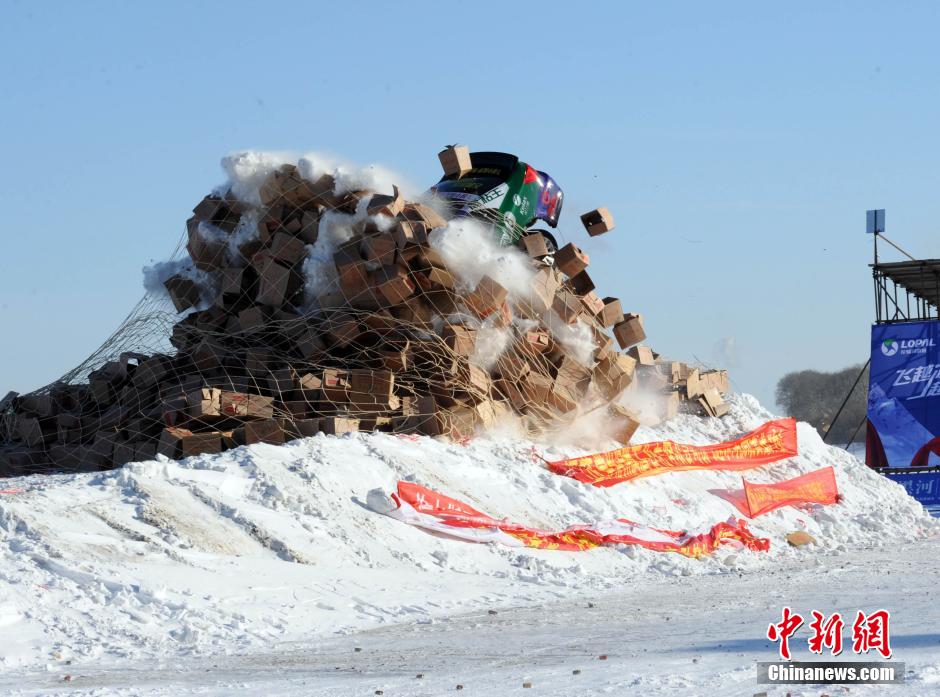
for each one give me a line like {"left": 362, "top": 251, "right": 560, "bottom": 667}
{"left": 0, "top": 146, "right": 730, "bottom": 476}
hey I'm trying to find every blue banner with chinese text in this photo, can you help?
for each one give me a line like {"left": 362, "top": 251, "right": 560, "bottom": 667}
{"left": 868, "top": 321, "right": 940, "bottom": 467}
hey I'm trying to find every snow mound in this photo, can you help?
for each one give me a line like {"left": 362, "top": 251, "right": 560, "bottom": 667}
{"left": 0, "top": 394, "right": 935, "bottom": 671}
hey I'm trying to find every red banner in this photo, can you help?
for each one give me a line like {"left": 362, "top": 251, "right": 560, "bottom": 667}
{"left": 743, "top": 466, "right": 839, "bottom": 517}
{"left": 547, "top": 418, "right": 798, "bottom": 487}
{"left": 382, "top": 481, "right": 769, "bottom": 559}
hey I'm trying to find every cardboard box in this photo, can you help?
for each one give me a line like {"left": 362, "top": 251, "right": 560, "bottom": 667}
{"left": 443, "top": 324, "right": 477, "bottom": 356}
{"left": 627, "top": 345, "right": 656, "bottom": 366}
{"left": 237, "top": 306, "right": 266, "bottom": 334}
{"left": 186, "top": 221, "right": 228, "bottom": 271}
{"left": 321, "top": 369, "right": 351, "bottom": 403}
{"left": 594, "top": 297, "right": 623, "bottom": 328}
{"left": 360, "top": 234, "right": 397, "bottom": 266}
{"left": 580, "top": 207, "right": 615, "bottom": 236}
{"left": 568, "top": 270, "right": 595, "bottom": 296}
{"left": 366, "top": 185, "right": 404, "bottom": 217}
{"left": 613, "top": 313, "right": 646, "bottom": 350}
{"left": 234, "top": 419, "right": 285, "bottom": 445}
{"left": 438, "top": 145, "right": 472, "bottom": 178}
{"left": 270, "top": 232, "right": 308, "bottom": 266}
{"left": 552, "top": 290, "right": 582, "bottom": 325}
{"left": 157, "top": 427, "right": 222, "bottom": 459}
{"left": 321, "top": 416, "right": 360, "bottom": 435}
{"left": 220, "top": 391, "right": 274, "bottom": 419}
{"left": 554, "top": 243, "right": 589, "bottom": 277}
{"left": 401, "top": 203, "right": 448, "bottom": 230}
{"left": 594, "top": 353, "right": 637, "bottom": 400}
{"left": 580, "top": 291, "right": 605, "bottom": 317}
{"left": 187, "top": 387, "right": 222, "bottom": 418}
{"left": 522, "top": 233, "right": 550, "bottom": 258}
{"left": 700, "top": 388, "right": 729, "bottom": 418}
{"left": 463, "top": 275, "right": 508, "bottom": 318}
{"left": 164, "top": 275, "right": 201, "bottom": 313}
{"left": 376, "top": 265, "right": 415, "bottom": 306}
{"left": 520, "top": 329, "right": 551, "bottom": 354}
{"left": 256, "top": 258, "right": 292, "bottom": 307}
{"left": 662, "top": 391, "right": 680, "bottom": 420}
{"left": 519, "top": 267, "right": 561, "bottom": 316}
{"left": 608, "top": 404, "right": 640, "bottom": 445}
{"left": 391, "top": 220, "right": 428, "bottom": 249}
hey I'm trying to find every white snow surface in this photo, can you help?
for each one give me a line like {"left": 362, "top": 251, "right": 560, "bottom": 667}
{"left": 0, "top": 394, "right": 937, "bottom": 693}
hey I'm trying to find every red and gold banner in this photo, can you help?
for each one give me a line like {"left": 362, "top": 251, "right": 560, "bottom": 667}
{"left": 743, "top": 466, "right": 839, "bottom": 517}
{"left": 547, "top": 418, "right": 798, "bottom": 487}
{"left": 382, "top": 481, "right": 769, "bottom": 559}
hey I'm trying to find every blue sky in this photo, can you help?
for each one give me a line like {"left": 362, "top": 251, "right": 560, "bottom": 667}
{"left": 1, "top": 1, "right": 938, "bottom": 409}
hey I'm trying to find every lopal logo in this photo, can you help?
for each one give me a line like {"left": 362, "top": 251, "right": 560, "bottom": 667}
{"left": 882, "top": 339, "right": 899, "bottom": 357}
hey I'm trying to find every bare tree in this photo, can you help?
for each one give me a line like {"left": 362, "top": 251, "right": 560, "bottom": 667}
{"left": 775, "top": 363, "right": 869, "bottom": 443}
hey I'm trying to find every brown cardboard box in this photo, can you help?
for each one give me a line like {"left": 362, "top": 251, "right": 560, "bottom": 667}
{"left": 443, "top": 324, "right": 477, "bottom": 356}
{"left": 348, "top": 370, "right": 395, "bottom": 401}
{"left": 597, "top": 297, "right": 624, "bottom": 328}
{"left": 627, "top": 345, "right": 656, "bottom": 366}
{"left": 157, "top": 427, "right": 222, "bottom": 459}
{"left": 219, "top": 391, "right": 274, "bottom": 419}
{"left": 580, "top": 291, "right": 605, "bottom": 316}
{"left": 164, "top": 275, "right": 201, "bottom": 313}
{"left": 186, "top": 221, "right": 228, "bottom": 271}
{"left": 522, "top": 233, "right": 550, "bottom": 258}
{"left": 438, "top": 145, "right": 472, "bottom": 177}
{"left": 360, "top": 235, "right": 397, "bottom": 266}
{"left": 391, "top": 220, "right": 428, "bottom": 248}
{"left": 402, "top": 203, "right": 448, "bottom": 230}
{"left": 520, "top": 267, "right": 561, "bottom": 316}
{"left": 463, "top": 275, "right": 508, "bottom": 318}
{"left": 235, "top": 419, "right": 285, "bottom": 445}
{"left": 321, "top": 416, "right": 360, "bottom": 435}
{"left": 685, "top": 368, "right": 703, "bottom": 398}
{"left": 238, "top": 306, "right": 267, "bottom": 333}
{"left": 554, "top": 243, "right": 589, "bottom": 277}
{"left": 376, "top": 265, "right": 415, "bottom": 306}
{"left": 270, "top": 232, "right": 308, "bottom": 266}
{"left": 294, "top": 328, "right": 325, "bottom": 359}
{"left": 580, "top": 207, "right": 615, "bottom": 236}
{"left": 552, "top": 290, "right": 582, "bottom": 324}
{"left": 187, "top": 387, "right": 222, "bottom": 418}
{"left": 366, "top": 186, "right": 404, "bottom": 217}
{"left": 613, "top": 313, "right": 646, "bottom": 349}
{"left": 520, "top": 329, "right": 551, "bottom": 354}
{"left": 321, "top": 369, "right": 351, "bottom": 402}
{"left": 608, "top": 404, "right": 640, "bottom": 445}
{"left": 663, "top": 391, "right": 680, "bottom": 420}
{"left": 700, "top": 369, "right": 730, "bottom": 394}
{"left": 256, "top": 258, "right": 292, "bottom": 307}
{"left": 568, "top": 270, "right": 595, "bottom": 296}
{"left": 594, "top": 353, "right": 636, "bottom": 400}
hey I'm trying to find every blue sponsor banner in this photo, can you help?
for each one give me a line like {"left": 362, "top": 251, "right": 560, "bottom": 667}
{"left": 868, "top": 321, "right": 940, "bottom": 468}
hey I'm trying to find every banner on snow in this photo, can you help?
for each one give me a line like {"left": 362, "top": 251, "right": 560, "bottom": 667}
{"left": 546, "top": 418, "right": 798, "bottom": 487}
{"left": 867, "top": 321, "right": 940, "bottom": 468}
{"left": 744, "top": 466, "right": 839, "bottom": 517}
{"left": 381, "top": 481, "right": 769, "bottom": 559}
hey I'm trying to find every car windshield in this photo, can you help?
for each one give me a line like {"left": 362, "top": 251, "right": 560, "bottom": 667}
{"left": 433, "top": 174, "right": 505, "bottom": 196}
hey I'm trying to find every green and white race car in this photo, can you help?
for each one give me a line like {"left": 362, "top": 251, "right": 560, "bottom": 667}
{"left": 430, "top": 151, "right": 564, "bottom": 252}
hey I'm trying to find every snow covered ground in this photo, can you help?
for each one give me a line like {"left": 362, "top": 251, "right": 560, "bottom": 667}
{"left": 0, "top": 394, "right": 937, "bottom": 695}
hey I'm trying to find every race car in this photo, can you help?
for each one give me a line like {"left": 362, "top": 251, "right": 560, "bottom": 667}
{"left": 429, "top": 151, "right": 563, "bottom": 252}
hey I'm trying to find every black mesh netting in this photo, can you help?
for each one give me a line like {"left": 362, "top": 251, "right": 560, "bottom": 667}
{"left": 0, "top": 157, "right": 729, "bottom": 476}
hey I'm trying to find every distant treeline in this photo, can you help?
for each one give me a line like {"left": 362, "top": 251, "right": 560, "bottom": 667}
{"left": 775, "top": 363, "right": 869, "bottom": 443}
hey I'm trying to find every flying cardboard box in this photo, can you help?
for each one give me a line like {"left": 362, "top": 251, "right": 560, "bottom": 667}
{"left": 438, "top": 145, "right": 472, "bottom": 178}
{"left": 613, "top": 313, "right": 646, "bottom": 349}
{"left": 580, "top": 207, "right": 615, "bottom": 236}
{"left": 554, "top": 243, "right": 589, "bottom": 277}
